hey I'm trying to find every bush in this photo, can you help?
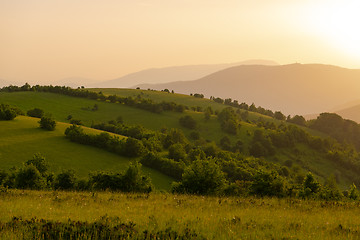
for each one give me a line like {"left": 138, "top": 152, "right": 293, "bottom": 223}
{"left": 25, "top": 153, "right": 48, "bottom": 175}
{"left": 250, "top": 170, "right": 286, "bottom": 197}
{"left": 0, "top": 104, "right": 17, "bottom": 120}
{"left": 27, "top": 108, "right": 44, "bottom": 118}
{"left": 54, "top": 170, "right": 77, "bottom": 190}
{"left": 15, "top": 164, "right": 46, "bottom": 190}
{"left": 173, "top": 159, "right": 226, "bottom": 195}
{"left": 168, "top": 143, "right": 186, "bottom": 161}
{"left": 39, "top": 116, "right": 56, "bottom": 131}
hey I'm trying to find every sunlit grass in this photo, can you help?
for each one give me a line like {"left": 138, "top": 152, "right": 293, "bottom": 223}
{"left": 0, "top": 116, "right": 173, "bottom": 190}
{"left": 1, "top": 190, "right": 360, "bottom": 239}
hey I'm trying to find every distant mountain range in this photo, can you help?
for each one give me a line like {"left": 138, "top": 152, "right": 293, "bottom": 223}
{"left": 136, "top": 63, "right": 360, "bottom": 116}
{"left": 92, "top": 59, "right": 278, "bottom": 88}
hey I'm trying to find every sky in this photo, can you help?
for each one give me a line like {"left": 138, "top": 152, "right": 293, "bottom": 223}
{"left": 1, "top": 0, "right": 360, "bottom": 83}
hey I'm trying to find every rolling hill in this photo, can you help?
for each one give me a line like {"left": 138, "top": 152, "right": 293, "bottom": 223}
{"left": 93, "top": 60, "right": 278, "bottom": 88}
{"left": 137, "top": 63, "right": 360, "bottom": 116}
{"left": 0, "top": 88, "right": 358, "bottom": 189}
{"left": 0, "top": 115, "right": 173, "bottom": 190}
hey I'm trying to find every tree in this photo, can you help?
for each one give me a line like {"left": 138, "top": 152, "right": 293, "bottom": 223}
{"left": 121, "top": 162, "right": 152, "bottom": 193}
{"left": 250, "top": 170, "right": 286, "bottom": 197}
{"left": 274, "top": 111, "right": 286, "bottom": 120}
{"left": 0, "top": 104, "right": 17, "bottom": 120}
{"left": 124, "top": 137, "right": 145, "bottom": 157}
{"left": 168, "top": 143, "right": 187, "bottom": 161}
{"left": 302, "top": 172, "right": 321, "bottom": 197}
{"left": 54, "top": 170, "right": 76, "bottom": 190}
{"left": 15, "top": 164, "right": 46, "bottom": 190}
{"left": 25, "top": 153, "right": 48, "bottom": 176}
{"left": 39, "top": 115, "right": 56, "bottom": 131}
{"left": 173, "top": 159, "right": 226, "bottom": 195}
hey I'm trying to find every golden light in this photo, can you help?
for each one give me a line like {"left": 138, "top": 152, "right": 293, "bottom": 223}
{"left": 306, "top": 0, "right": 360, "bottom": 58}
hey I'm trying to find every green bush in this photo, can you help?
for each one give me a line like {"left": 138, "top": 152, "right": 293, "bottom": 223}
{"left": 39, "top": 116, "right": 56, "bottom": 131}
{"left": 27, "top": 108, "right": 44, "bottom": 118}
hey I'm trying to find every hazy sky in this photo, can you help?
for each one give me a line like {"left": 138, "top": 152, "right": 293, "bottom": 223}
{"left": 1, "top": 0, "right": 360, "bottom": 83}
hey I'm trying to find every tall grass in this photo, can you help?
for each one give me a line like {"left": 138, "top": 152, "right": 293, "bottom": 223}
{"left": 1, "top": 189, "right": 360, "bottom": 239}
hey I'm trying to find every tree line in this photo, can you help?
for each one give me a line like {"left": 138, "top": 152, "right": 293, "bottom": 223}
{"left": 0, "top": 84, "right": 187, "bottom": 114}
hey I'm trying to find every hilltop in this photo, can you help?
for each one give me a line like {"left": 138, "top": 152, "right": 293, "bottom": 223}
{"left": 137, "top": 63, "right": 360, "bottom": 115}
{"left": 93, "top": 60, "right": 278, "bottom": 88}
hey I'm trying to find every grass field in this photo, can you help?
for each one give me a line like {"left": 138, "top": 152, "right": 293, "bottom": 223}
{"left": 1, "top": 190, "right": 360, "bottom": 239}
{"left": 0, "top": 116, "right": 173, "bottom": 190}
{"left": 0, "top": 90, "right": 352, "bottom": 188}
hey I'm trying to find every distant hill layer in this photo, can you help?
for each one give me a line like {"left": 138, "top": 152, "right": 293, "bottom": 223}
{"left": 93, "top": 60, "right": 278, "bottom": 88}
{"left": 137, "top": 64, "right": 360, "bottom": 115}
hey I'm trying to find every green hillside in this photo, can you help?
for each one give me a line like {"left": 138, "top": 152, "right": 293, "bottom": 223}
{"left": 0, "top": 116, "right": 173, "bottom": 190}
{"left": 0, "top": 88, "right": 359, "bottom": 190}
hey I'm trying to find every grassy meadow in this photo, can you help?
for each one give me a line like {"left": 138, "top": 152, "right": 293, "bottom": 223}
{"left": 1, "top": 190, "right": 360, "bottom": 239}
{"left": 0, "top": 90, "right": 354, "bottom": 188}
{"left": 0, "top": 116, "right": 173, "bottom": 190}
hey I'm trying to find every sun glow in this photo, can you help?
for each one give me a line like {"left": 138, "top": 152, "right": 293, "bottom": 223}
{"left": 306, "top": 1, "right": 360, "bottom": 58}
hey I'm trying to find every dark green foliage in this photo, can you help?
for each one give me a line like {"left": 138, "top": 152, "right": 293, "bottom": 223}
{"left": 301, "top": 172, "right": 321, "bottom": 197}
{"left": 168, "top": 143, "right": 187, "bottom": 161}
{"left": 54, "top": 170, "right": 77, "bottom": 190}
{"left": 179, "top": 115, "right": 197, "bottom": 129}
{"left": 69, "top": 119, "right": 83, "bottom": 125}
{"left": 26, "top": 108, "right": 44, "bottom": 118}
{"left": 274, "top": 111, "right": 286, "bottom": 120}
{"left": 0, "top": 103, "right": 18, "bottom": 120}
{"left": 287, "top": 115, "right": 306, "bottom": 126}
{"left": 162, "top": 128, "right": 188, "bottom": 148}
{"left": 121, "top": 162, "right": 152, "bottom": 193}
{"left": 249, "top": 130, "right": 275, "bottom": 157}
{"left": 124, "top": 137, "right": 145, "bottom": 157}
{"left": 39, "top": 116, "right": 56, "bottom": 131}
{"left": 187, "top": 147, "right": 206, "bottom": 162}
{"left": 89, "top": 162, "right": 152, "bottom": 193}
{"left": 193, "top": 93, "right": 204, "bottom": 98}
{"left": 25, "top": 153, "right": 48, "bottom": 175}
{"left": 173, "top": 159, "right": 226, "bottom": 195}
{"left": 218, "top": 107, "right": 240, "bottom": 135}
{"left": 309, "top": 113, "right": 360, "bottom": 150}
{"left": 250, "top": 170, "right": 286, "bottom": 197}
{"left": 140, "top": 152, "right": 185, "bottom": 179}
{"left": 15, "top": 164, "right": 46, "bottom": 190}
{"left": 65, "top": 125, "right": 145, "bottom": 158}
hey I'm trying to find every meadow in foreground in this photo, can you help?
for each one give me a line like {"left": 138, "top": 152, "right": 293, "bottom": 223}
{"left": 1, "top": 189, "right": 360, "bottom": 239}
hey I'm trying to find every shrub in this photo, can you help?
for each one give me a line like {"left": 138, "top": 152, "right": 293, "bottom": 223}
{"left": 15, "top": 164, "right": 46, "bottom": 190}
{"left": 54, "top": 170, "right": 77, "bottom": 190}
{"left": 27, "top": 108, "right": 44, "bottom": 118}
{"left": 173, "top": 159, "right": 226, "bottom": 195}
{"left": 0, "top": 104, "right": 17, "bottom": 120}
{"left": 39, "top": 116, "right": 56, "bottom": 131}
{"left": 25, "top": 153, "right": 48, "bottom": 175}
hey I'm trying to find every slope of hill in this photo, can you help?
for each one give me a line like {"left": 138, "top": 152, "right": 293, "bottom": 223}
{"left": 93, "top": 60, "right": 278, "bottom": 88}
{"left": 137, "top": 63, "right": 360, "bottom": 115}
{"left": 0, "top": 116, "right": 173, "bottom": 190}
{"left": 1, "top": 89, "right": 358, "bottom": 189}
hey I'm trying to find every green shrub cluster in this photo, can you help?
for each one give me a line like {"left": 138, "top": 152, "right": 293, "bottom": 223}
{"left": 0, "top": 154, "right": 152, "bottom": 193}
